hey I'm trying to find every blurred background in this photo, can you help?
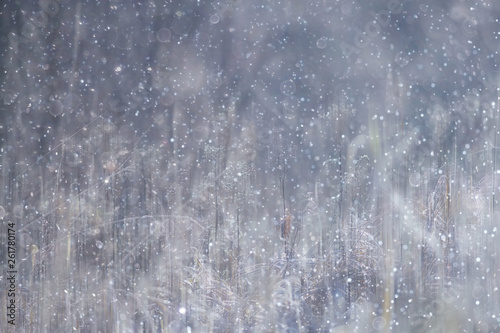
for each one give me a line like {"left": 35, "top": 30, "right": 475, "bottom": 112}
{"left": 1, "top": 0, "right": 499, "bottom": 331}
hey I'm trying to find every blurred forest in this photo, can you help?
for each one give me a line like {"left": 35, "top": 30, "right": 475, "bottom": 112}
{"left": 1, "top": 0, "right": 500, "bottom": 332}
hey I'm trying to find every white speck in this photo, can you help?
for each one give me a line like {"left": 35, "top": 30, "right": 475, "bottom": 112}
{"left": 179, "top": 307, "right": 186, "bottom": 314}
{"left": 316, "top": 38, "right": 327, "bottom": 49}
{"left": 372, "top": 316, "right": 386, "bottom": 330}
{"left": 157, "top": 28, "right": 172, "bottom": 42}
{"left": 409, "top": 173, "right": 422, "bottom": 187}
{"left": 280, "top": 80, "right": 296, "bottom": 96}
{"left": 210, "top": 14, "right": 220, "bottom": 24}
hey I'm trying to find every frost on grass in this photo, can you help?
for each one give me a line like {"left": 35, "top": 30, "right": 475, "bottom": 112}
{"left": 1, "top": 0, "right": 500, "bottom": 332}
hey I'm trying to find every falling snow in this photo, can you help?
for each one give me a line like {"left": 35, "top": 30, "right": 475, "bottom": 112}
{"left": 1, "top": 0, "right": 500, "bottom": 332}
